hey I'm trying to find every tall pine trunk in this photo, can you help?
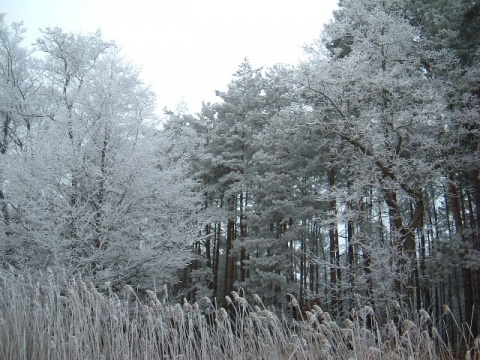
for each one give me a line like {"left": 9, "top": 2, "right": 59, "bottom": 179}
{"left": 328, "top": 167, "right": 341, "bottom": 315}
{"left": 448, "top": 173, "right": 476, "bottom": 340}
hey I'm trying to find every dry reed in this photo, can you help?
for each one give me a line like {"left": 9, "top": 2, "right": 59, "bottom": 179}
{"left": 0, "top": 270, "right": 477, "bottom": 359}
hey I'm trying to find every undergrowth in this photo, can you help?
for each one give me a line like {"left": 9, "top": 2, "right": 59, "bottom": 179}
{"left": 0, "top": 270, "right": 478, "bottom": 359}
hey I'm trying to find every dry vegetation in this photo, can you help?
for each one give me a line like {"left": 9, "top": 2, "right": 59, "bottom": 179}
{"left": 0, "top": 270, "right": 478, "bottom": 360}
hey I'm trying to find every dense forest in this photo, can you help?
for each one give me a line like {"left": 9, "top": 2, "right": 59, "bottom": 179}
{"left": 1, "top": 0, "right": 479, "bottom": 357}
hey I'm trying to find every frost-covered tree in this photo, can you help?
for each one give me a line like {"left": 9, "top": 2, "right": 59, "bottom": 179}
{"left": 3, "top": 28, "right": 200, "bottom": 291}
{"left": 177, "top": 60, "right": 296, "bottom": 304}
{"left": 404, "top": 0, "right": 480, "bottom": 336}
{"left": 243, "top": 106, "right": 325, "bottom": 310}
{"left": 201, "top": 60, "right": 272, "bottom": 303}
{"left": 298, "top": 0, "right": 459, "bottom": 308}
{"left": 0, "top": 14, "right": 41, "bottom": 240}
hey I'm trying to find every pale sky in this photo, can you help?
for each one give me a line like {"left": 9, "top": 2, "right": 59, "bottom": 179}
{"left": 2, "top": 0, "right": 337, "bottom": 114}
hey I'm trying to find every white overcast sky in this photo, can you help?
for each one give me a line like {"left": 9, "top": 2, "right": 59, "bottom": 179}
{"left": 3, "top": 0, "right": 337, "bottom": 114}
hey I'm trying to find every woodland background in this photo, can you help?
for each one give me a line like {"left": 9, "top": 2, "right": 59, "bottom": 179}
{"left": 1, "top": 0, "right": 479, "bottom": 351}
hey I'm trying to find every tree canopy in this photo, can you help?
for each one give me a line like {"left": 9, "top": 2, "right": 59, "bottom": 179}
{"left": 1, "top": 0, "right": 479, "bottom": 349}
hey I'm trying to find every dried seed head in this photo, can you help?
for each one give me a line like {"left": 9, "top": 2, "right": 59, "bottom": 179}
{"left": 231, "top": 291, "right": 239, "bottom": 301}
{"left": 387, "top": 320, "right": 398, "bottom": 336}
{"left": 327, "top": 321, "right": 340, "bottom": 332}
{"left": 267, "top": 311, "right": 278, "bottom": 324}
{"left": 225, "top": 295, "right": 232, "bottom": 305}
{"left": 253, "top": 294, "right": 262, "bottom": 304}
{"left": 237, "top": 297, "right": 248, "bottom": 308}
{"left": 306, "top": 311, "right": 317, "bottom": 324}
{"left": 146, "top": 290, "right": 157, "bottom": 301}
{"left": 193, "top": 302, "right": 200, "bottom": 313}
{"left": 419, "top": 309, "right": 431, "bottom": 325}
{"left": 363, "top": 305, "right": 374, "bottom": 316}
{"left": 402, "top": 319, "right": 416, "bottom": 331}
{"left": 183, "top": 298, "right": 193, "bottom": 312}
{"left": 443, "top": 305, "right": 451, "bottom": 314}
{"left": 313, "top": 304, "right": 323, "bottom": 315}
{"left": 343, "top": 318, "right": 354, "bottom": 329}
{"left": 318, "top": 333, "right": 330, "bottom": 348}
{"left": 287, "top": 293, "right": 299, "bottom": 307}
{"left": 125, "top": 285, "right": 135, "bottom": 296}
{"left": 320, "top": 323, "right": 334, "bottom": 338}
{"left": 148, "top": 300, "right": 156, "bottom": 309}
{"left": 219, "top": 307, "right": 228, "bottom": 321}
{"left": 173, "top": 303, "right": 183, "bottom": 322}
{"left": 203, "top": 297, "right": 212, "bottom": 306}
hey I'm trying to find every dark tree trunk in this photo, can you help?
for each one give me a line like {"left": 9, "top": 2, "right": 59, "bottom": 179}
{"left": 223, "top": 209, "right": 236, "bottom": 305}
{"left": 383, "top": 188, "right": 420, "bottom": 305}
{"left": 213, "top": 223, "right": 221, "bottom": 299}
{"left": 328, "top": 167, "right": 341, "bottom": 314}
{"left": 471, "top": 168, "right": 480, "bottom": 337}
{"left": 448, "top": 174, "right": 476, "bottom": 339}
{"left": 239, "top": 192, "right": 247, "bottom": 283}
{"left": 205, "top": 223, "right": 211, "bottom": 269}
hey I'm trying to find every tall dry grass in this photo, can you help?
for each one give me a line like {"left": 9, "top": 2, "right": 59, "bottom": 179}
{"left": 0, "top": 270, "right": 478, "bottom": 359}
